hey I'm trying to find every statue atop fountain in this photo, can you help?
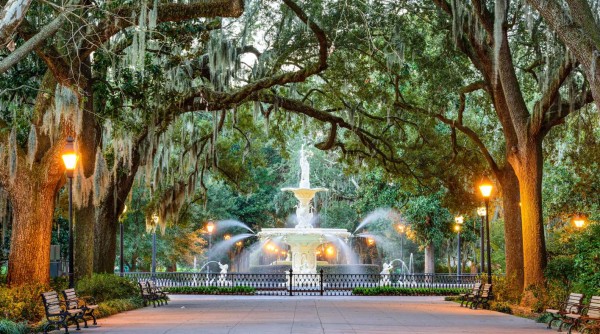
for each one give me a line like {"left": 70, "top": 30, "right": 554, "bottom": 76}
{"left": 258, "top": 146, "right": 350, "bottom": 275}
{"left": 282, "top": 146, "right": 327, "bottom": 229}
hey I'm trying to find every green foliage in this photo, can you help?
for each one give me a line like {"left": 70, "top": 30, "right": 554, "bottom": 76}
{"left": 0, "top": 319, "right": 29, "bottom": 334}
{"left": 572, "top": 223, "right": 600, "bottom": 298}
{"left": 490, "top": 302, "right": 513, "bottom": 314}
{"left": 0, "top": 283, "right": 47, "bottom": 323}
{"left": 163, "top": 286, "right": 255, "bottom": 295}
{"left": 352, "top": 287, "right": 467, "bottom": 296}
{"left": 95, "top": 298, "right": 144, "bottom": 318}
{"left": 75, "top": 274, "right": 138, "bottom": 303}
{"left": 544, "top": 256, "right": 576, "bottom": 286}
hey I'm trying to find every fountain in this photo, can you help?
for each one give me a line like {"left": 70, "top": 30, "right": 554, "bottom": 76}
{"left": 257, "top": 146, "right": 351, "bottom": 274}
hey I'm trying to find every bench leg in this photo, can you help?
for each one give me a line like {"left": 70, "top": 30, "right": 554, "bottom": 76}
{"left": 548, "top": 314, "right": 560, "bottom": 329}
{"left": 89, "top": 310, "right": 97, "bottom": 325}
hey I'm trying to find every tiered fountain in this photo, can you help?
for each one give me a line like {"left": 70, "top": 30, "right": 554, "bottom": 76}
{"left": 257, "top": 147, "right": 351, "bottom": 274}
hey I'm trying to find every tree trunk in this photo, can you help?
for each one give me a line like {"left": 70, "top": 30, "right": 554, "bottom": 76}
{"left": 7, "top": 170, "right": 59, "bottom": 286}
{"left": 496, "top": 166, "right": 524, "bottom": 292}
{"left": 74, "top": 192, "right": 95, "bottom": 280}
{"left": 93, "top": 195, "right": 119, "bottom": 273}
{"left": 512, "top": 140, "right": 547, "bottom": 289}
{"left": 424, "top": 242, "right": 435, "bottom": 273}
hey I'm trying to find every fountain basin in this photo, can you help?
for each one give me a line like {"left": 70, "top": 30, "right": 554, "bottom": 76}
{"left": 258, "top": 228, "right": 351, "bottom": 274}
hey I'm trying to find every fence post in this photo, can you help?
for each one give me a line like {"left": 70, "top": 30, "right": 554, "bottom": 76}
{"left": 289, "top": 269, "right": 293, "bottom": 296}
{"left": 320, "top": 269, "right": 324, "bottom": 296}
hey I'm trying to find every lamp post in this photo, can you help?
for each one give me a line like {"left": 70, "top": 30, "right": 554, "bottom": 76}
{"left": 454, "top": 216, "right": 464, "bottom": 280}
{"left": 206, "top": 221, "right": 215, "bottom": 277}
{"left": 478, "top": 176, "right": 493, "bottom": 284}
{"left": 573, "top": 214, "right": 586, "bottom": 228}
{"left": 396, "top": 223, "right": 405, "bottom": 269}
{"left": 62, "top": 136, "right": 77, "bottom": 288}
{"left": 119, "top": 205, "right": 127, "bottom": 277}
{"left": 477, "top": 207, "right": 486, "bottom": 274}
{"left": 151, "top": 213, "right": 159, "bottom": 279}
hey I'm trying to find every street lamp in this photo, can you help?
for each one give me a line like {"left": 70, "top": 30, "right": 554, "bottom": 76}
{"left": 454, "top": 216, "right": 464, "bottom": 279}
{"left": 119, "top": 205, "right": 127, "bottom": 277}
{"left": 151, "top": 213, "right": 159, "bottom": 279}
{"left": 477, "top": 207, "right": 486, "bottom": 274}
{"left": 478, "top": 176, "right": 493, "bottom": 283}
{"left": 206, "top": 221, "right": 215, "bottom": 277}
{"left": 62, "top": 136, "right": 77, "bottom": 288}
{"left": 396, "top": 223, "right": 406, "bottom": 268}
{"left": 573, "top": 214, "right": 586, "bottom": 228}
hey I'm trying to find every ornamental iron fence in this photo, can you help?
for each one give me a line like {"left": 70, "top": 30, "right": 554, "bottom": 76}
{"left": 122, "top": 271, "right": 480, "bottom": 296}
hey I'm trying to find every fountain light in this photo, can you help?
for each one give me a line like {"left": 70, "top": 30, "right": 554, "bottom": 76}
{"left": 224, "top": 234, "right": 231, "bottom": 240}
{"left": 236, "top": 241, "right": 243, "bottom": 247}
{"left": 367, "top": 238, "right": 375, "bottom": 246}
{"left": 326, "top": 246, "right": 335, "bottom": 257}
{"left": 573, "top": 214, "right": 586, "bottom": 228}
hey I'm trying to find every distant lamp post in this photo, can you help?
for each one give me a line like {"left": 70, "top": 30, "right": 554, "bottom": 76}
{"left": 478, "top": 176, "right": 493, "bottom": 283}
{"left": 206, "top": 221, "right": 215, "bottom": 277}
{"left": 151, "top": 213, "right": 159, "bottom": 279}
{"left": 454, "top": 216, "right": 464, "bottom": 279}
{"left": 119, "top": 205, "right": 127, "bottom": 277}
{"left": 573, "top": 214, "right": 586, "bottom": 228}
{"left": 62, "top": 136, "right": 77, "bottom": 288}
{"left": 396, "top": 223, "right": 406, "bottom": 267}
{"left": 477, "top": 207, "right": 486, "bottom": 274}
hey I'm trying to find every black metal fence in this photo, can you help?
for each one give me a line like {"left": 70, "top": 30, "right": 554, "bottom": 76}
{"left": 122, "top": 271, "right": 479, "bottom": 296}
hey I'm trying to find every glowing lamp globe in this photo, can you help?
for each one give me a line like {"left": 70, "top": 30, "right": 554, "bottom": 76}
{"left": 479, "top": 176, "right": 493, "bottom": 198}
{"left": 224, "top": 234, "right": 231, "bottom": 240}
{"left": 573, "top": 214, "right": 586, "bottom": 228}
{"left": 455, "top": 216, "right": 464, "bottom": 225}
{"left": 477, "top": 207, "right": 486, "bottom": 217}
{"left": 62, "top": 136, "right": 77, "bottom": 177}
{"left": 206, "top": 221, "right": 215, "bottom": 234}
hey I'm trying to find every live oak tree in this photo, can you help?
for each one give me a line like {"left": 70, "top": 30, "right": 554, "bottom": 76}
{"left": 0, "top": 0, "right": 245, "bottom": 286}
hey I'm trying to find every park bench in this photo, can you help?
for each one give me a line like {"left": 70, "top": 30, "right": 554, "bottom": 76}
{"left": 139, "top": 281, "right": 160, "bottom": 307}
{"left": 41, "top": 291, "right": 82, "bottom": 334}
{"left": 545, "top": 292, "right": 584, "bottom": 331}
{"left": 147, "top": 280, "right": 169, "bottom": 306}
{"left": 459, "top": 282, "right": 482, "bottom": 307}
{"left": 62, "top": 288, "right": 99, "bottom": 328}
{"left": 471, "top": 283, "right": 493, "bottom": 310}
{"left": 565, "top": 295, "right": 600, "bottom": 334}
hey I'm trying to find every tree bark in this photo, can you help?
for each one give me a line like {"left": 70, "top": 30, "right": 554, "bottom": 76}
{"left": 511, "top": 140, "right": 547, "bottom": 288}
{"left": 93, "top": 189, "right": 119, "bottom": 273}
{"left": 7, "top": 167, "right": 61, "bottom": 286}
{"left": 496, "top": 166, "right": 524, "bottom": 292}
{"left": 424, "top": 242, "right": 435, "bottom": 273}
{"left": 74, "top": 192, "right": 95, "bottom": 280}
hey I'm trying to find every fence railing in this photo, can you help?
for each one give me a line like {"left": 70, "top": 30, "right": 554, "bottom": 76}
{"left": 121, "top": 271, "right": 480, "bottom": 296}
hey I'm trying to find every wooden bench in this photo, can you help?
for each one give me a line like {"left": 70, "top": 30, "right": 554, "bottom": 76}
{"left": 41, "top": 291, "right": 82, "bottom": 334}
{"left": 471, "top": 283, "right": 492, "bottom": 310}
{"left": 139, "top": 281, "right": 159, "bottom": 307}
{"left": 62, "top": 288, "right": 99, "bottom": 328}
{"left": 147, "top": 280, "right": 169, "bottom": 306}
{"left": 545, "top": 292, "right": 584, "bottom": 331}
{"left": 565, "top": 295, "right": 600, "bottom": 334}
{"left": 459, "top": 282, "right": 482, "bottom": 307}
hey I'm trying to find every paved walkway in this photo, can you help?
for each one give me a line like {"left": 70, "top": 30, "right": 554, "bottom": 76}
{"left": 70, "top": 295, "right": 548, "bottom": 334}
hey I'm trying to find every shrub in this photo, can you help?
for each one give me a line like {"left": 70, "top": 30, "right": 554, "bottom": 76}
{"left": 490, "top": 301, "right": 513, "bottom": 314}
{"left": 0, "top": 319, "right": 29, "bottom": 334}
{"left": 76, "top": 274, "right": 138, "bottom": 303}
{"left": 248, "top": 264, "right": 380, "bottom": 275}
{"left": 352, "top": 287, "right": 467, "bottom": 296}
{"left": 163, "top": 286, "right": 255, "bottom": 295}
{"left": 95, "top": 298, "right": 144, "bottom": 318}
{"left": 0, "top": 283, "right": 47, "bottom": 323}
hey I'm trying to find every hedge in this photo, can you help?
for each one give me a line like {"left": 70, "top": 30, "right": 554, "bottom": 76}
{"left": 248, "top": 264, "right": 380, "bottom": 275}
{"left": 163, "top": 286, "right": 256, "bottom": 295}
{"left": 352, "top": 287, "right": 468, "bottom": 296}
